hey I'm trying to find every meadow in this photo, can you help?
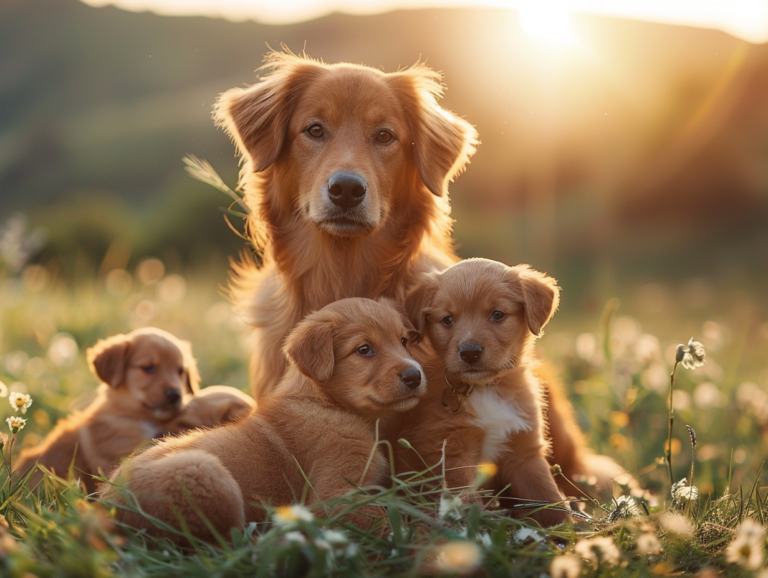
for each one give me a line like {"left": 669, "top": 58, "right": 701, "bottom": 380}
{"left": 1, "top": 214, "right": 768, "bottom": 577}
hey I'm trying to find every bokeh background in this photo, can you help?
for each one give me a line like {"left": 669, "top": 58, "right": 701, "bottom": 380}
{"left": 1, "top": 0, "right": 767, "bottom": 496}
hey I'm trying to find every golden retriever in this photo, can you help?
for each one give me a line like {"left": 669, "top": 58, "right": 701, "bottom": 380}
{"left": 394, "top": 259, "right": 567, "bottom": 526}
{"left": 16, "top": 328, "right": 200, "bottom": 493}
{"left": 102, "top": 298, "right": 426, "bottom": 543}
{"left": 215, "top": 50, "right": 624, "bottom": 495}
{"left": 214, "top": 50, "right": 478, "bottom": 399}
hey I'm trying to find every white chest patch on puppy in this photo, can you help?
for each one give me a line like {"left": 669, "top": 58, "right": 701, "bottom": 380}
{"left": 139, "top": 420, "right": 161, "bottom": 439}
{"left": 469, "top": 388, "right": 532, "bottom": 462}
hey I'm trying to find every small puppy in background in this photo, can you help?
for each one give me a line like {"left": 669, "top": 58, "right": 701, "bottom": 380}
{"left": 103, "top": 298, "right": 426, "bottom": 544}
{"left": 16, "top": 328, "right": 200, "bottom": 492}
{"left": 395, "top": 259, "right": 567, "bottom": 527}
{"left": 164, "top": 385, "right": 255, "bottom": 433}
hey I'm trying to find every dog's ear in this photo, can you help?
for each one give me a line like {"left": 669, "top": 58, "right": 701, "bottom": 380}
{"left": 214, "top": 51, "right": 322, "bottom": 172}
{"left": 178, "top": 340, "right": 201, "bottom": 395}
{"left": 507, "top": 265, "right": 560, "bottom": 337}
{"left": 87, "top": 335, "right": 131, "bottom": 388}
{"left": 389, "top": 66, "right": 479, "bottom": 197}
{"left": 404, "top": 273, "right": 441, "bottom": 337}
{"left": 283, "top": 314, "right": 335, "bottom": 383}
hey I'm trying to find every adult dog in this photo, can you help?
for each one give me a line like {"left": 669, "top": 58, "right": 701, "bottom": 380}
{"left": 215, "top": 51, "right": 477, "bottom": 398}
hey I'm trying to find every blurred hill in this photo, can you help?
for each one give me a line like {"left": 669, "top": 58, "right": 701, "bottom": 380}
{"left": 2, "top": 0, "right": 767, "bottom": 293}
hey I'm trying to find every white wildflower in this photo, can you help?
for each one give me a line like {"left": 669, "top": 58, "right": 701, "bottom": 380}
{"left": 610, "top": 495, "right": 640, "bottom": 521}
{"left": 550, "top": 554, "right": 582, "bottom": 578}
{"left": 8, "top": 391, "right": 32, "bottom": 414}
{"left": 283, "top": 531, "right": 306, "bottom": 544}
{"left": 6, "top": 416, "right": 26, "bottom": 433}
{"left": 658, "top": 512, "right": 694, "bottom": 537}
{"left": 322, "top": 530, "right": 348, "bottom": 546}
{"left": 273, "top": 504, "right": 313, "bottom": 526}
{"left": 514, "top": 527, "right": 544, "bottom": 544}
{"left": 438, "top": 493, "right": 463, "bottom": 521}
{"left": 0, "top": 381, "right": 7, "bottom": 397}
{"left": 675, "top": 338, "right": 706, "bottom": 370}
{"left": 672, "top": 478, "right": 699, "bottom": 508}
{"left": 477, "top": 531, "right": 492, "bottom": 549}
{"left": 434, "top": 541, "right": 482, "bottom": 575}
{"left": 574, "top": 535, "right": 620, "bottom": 567}
{"left": 636, "top": 532, "right": 662, "bottom": 556}
{"left": 726, "top": 519, "right": 766, "bottom": 570}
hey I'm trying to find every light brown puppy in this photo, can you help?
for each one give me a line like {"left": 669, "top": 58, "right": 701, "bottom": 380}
{"left": 394, "top": 259, "right": 567, "bottom": 527}
{"left": 215, "top": 50, "right": 478, "bottom": 399}
{"left": 102, "top": 298, "right": 426, "bottom": 544}
{"left": 164, "top": 385, "right": 255, "bottom": 433}
{"left": 16, "top": 328, "right": 200, "bottom": 493}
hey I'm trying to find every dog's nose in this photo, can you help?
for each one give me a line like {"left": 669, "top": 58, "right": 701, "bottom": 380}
{"left": 400, "top": 366, "right": 422, "bottom": 390}
{"left": 328, "top": 172, "right": 367, "bottom": 210}
{"left": 164, "top": 389, "right": 181, "bottom": 405}
{"left": 459, "top": 342, "right": 483, "bottom": 363}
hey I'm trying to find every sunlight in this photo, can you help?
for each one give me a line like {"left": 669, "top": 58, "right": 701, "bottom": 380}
{"left": 518, "top": 2, "right": 575, "bottom": 46}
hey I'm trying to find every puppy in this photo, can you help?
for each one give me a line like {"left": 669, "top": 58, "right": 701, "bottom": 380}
{"left": 395, "top": 259, "right": 567, "bottom": 527}
{"left": 164, "top": 385, "right": 255, "bottom": 433}
{"left": 215, "top": 50, "right": 478, "bottom": 399}
{"left": 16, "top": 328, "right": 200, "bottom": 493}
{"left": 102, "top": 298, "right": 426, "bottom": 544}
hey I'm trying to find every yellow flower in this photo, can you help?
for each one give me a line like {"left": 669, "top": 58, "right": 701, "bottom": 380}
{"left": 273, "top": 504, "right": 313, "bottom": 525}
{"left": 6, "top": 416, "right": 26, "bottom": 433}
{"left": 477, "top": 462, "right": 497, "bottom": 478}
{"left": 9, "top": 392, "right": 32, "bottom": 414}
{"left": 435, "top": 541, "right": 482, "bottom": 575}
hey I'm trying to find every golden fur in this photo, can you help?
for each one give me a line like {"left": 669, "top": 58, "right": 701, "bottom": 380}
{"left": 214, "top": 51, "right": 478, "bottom": 399}
{"left": 16, "top": 328, "right": 200, "bottom": 493}
{"left": 394, "top": 259, "right": 567, "bottom": 526}
{"left": 102, "top": 299, "right": 426, "bottom": 543}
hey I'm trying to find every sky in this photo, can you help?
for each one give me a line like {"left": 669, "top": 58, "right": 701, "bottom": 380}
{"left": 79, "top": 0, "right": 768, "bottom": 44}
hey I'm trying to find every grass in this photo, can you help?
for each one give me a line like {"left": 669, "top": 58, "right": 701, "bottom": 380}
{"left": 1, "top": 255, "right": 767, "bottom": 576}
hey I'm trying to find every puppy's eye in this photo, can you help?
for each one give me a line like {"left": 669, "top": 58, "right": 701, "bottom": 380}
{"left": 441, "top": 316, "right": 454, "bottom": 327}
{"left": 177, "top": 368, "right": 184, "bottom": 376}
{"left": 142, "top": 365, "right": 156, "bottom": 374}
{"left": 376, "top": 130, "right": 394, "bottom": 143}
{"left": 356, "top": 344, "right": 374, "bottom": 356}
{"left": 306, "top": 124, "right": 324, "bottom": 138}
{"left": 491, "top": 311, "right": 506, "bottom": 321}
{"left": 401, "top": 337, "right": 408, "bottom": 347}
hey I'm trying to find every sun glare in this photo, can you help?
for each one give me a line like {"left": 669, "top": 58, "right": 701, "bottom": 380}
{"left": 518, "top": 2, "right": 575, "bottom": 46}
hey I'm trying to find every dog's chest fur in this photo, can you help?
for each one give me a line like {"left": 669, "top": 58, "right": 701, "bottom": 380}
{"left": 468, "top": 388, "right": 532, "bottom": 462}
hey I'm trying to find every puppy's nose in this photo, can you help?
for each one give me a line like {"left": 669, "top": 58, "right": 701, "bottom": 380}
{"left": 400, "top": 366, "right": 422, "bottom": 390}
{"left": 459, "top": 342, "right": 483, "bottom": 363}
{"left": 164, "top": 389, "right": 181, "bottom": 405}
{"left": 328, "top": 172, "right": 367, "bottom": 210}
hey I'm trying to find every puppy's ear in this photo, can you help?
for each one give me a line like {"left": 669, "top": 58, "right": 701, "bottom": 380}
{"left": 86, "top": 335, "right": 131, "bottom": 388}
{"left": 283, "top": 315, "right": 335, "bottom": 383}
{"left": 389, "top": 66, "right": 479, "bottom": 196}
{"left": 178, "top": 340, "right": 201, "bottom": 395}
{"left": 404, "top": 273, "right": 441, "bottom": 337}
{"left": 508, "top": 265, "right": 560, "bottom": 336}
{"left": 214, "top": 51, "right": 322, "bottom": 172}
{"left": 376, "top": 297, "right": 421, "bottom": 344}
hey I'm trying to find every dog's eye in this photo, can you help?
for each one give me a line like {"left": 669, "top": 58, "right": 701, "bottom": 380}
{"left": 376, "top": 130, "right": 393, "bottom": 143}
{"left": 177, "top": 367, "right": 184, "bottom": 376}
{"left": 356, "top": 344, "right": 374, "bottom": 356}
{"left": 401, "top": 337, "right": 408, "bottom": 347}
{"left": 441, "top": 316, "right": 454, "bottom": 327}
{"left": 142, "top": 365, "right": 156, "bottom": 374}
{"left": 491, "top": 311, "right": 506, "bottom": 321}
{"left": 306, "top": 124, "right": 324, "bottom": 138}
